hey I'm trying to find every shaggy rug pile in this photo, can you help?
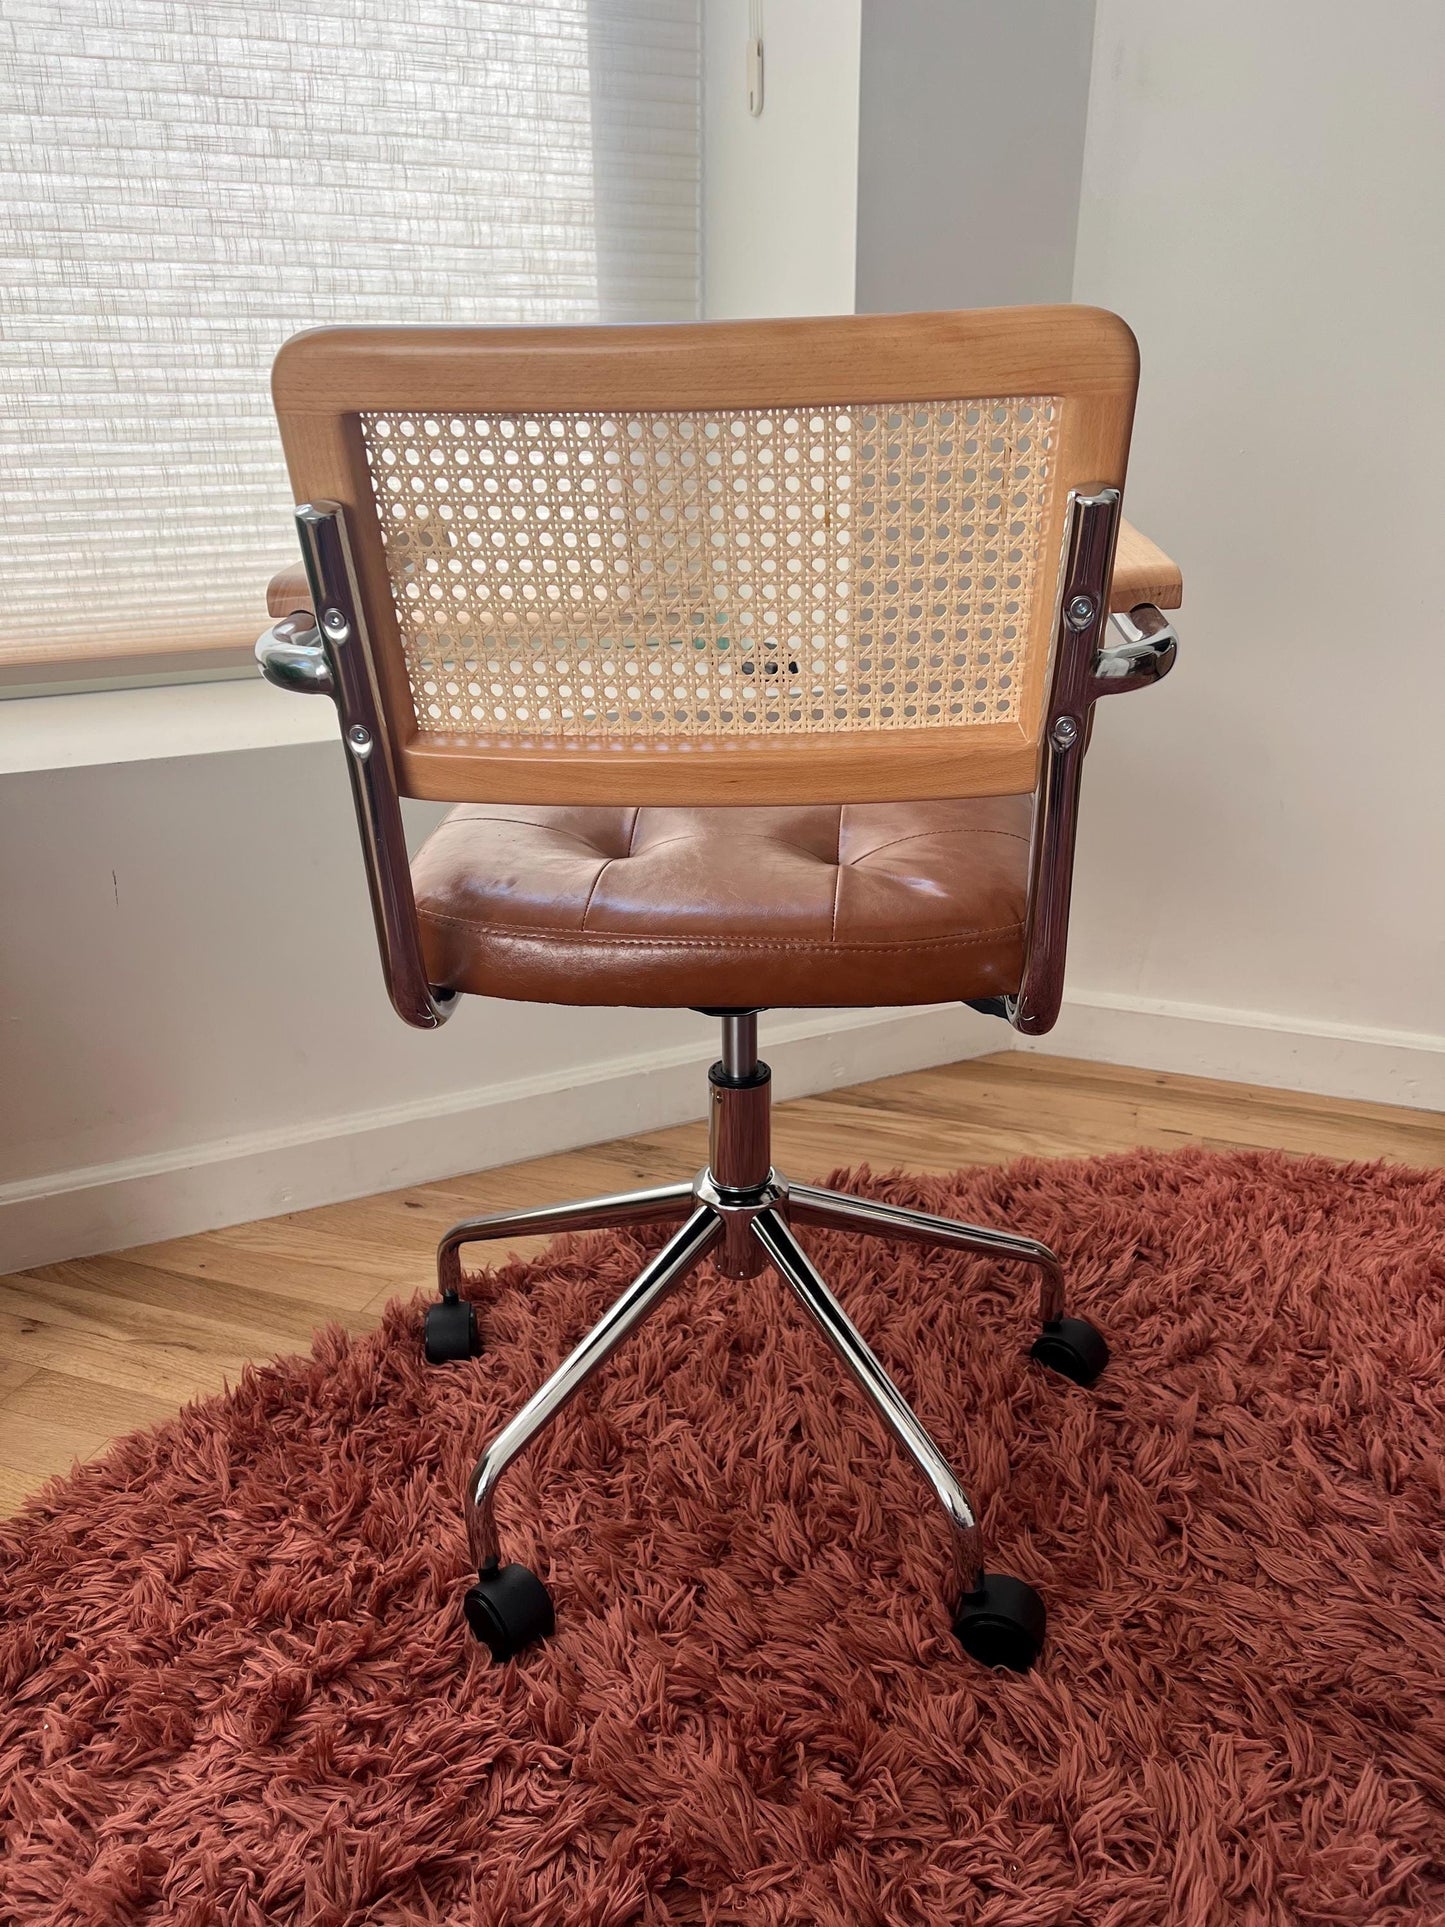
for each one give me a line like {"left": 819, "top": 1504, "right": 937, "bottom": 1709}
{"left": 2, "top": 1150, "right": 1442, "bottom": 1925}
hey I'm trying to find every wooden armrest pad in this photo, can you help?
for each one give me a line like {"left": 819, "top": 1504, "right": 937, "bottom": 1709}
{"left": 265, "top": 518, "right": 1182, "bottom": 623}
{"left": 1110, "top": 519, "right": 1182, "bottom": 612}
{"left": 267, "top": 564, "right": 312, "bottom": 618}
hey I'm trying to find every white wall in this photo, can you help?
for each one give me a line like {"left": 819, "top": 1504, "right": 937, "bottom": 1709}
{"left": 702, "top": 0, "right": 860, "bottom": 318}
{"left": 1056, "top": 0, "right": 1445, "bottom": 1106}
{"left": 0, "top": 8, "right": 964, "bottom": 1276}
{"left": 6, "top": 5, "right": 1441, "bottom": 1273}
{"left": 855, "top": 0, "right": 1094, "bottom": 313}
{"left": 0, "top": 688, "right": 991, "bottom": 1269}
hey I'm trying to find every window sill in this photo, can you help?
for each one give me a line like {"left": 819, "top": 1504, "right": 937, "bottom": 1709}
{"left": 0, "top": 675, "right": 339, "bottom": 778}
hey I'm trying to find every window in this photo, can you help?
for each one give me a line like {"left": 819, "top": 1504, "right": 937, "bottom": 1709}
{"left": 0, "top": 1, "right": 700, "bottom": 684}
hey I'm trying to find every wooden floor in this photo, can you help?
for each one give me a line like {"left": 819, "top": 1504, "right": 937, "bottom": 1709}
{"left": 3, "top": 1051, "right": 1441, "bottom": 1518}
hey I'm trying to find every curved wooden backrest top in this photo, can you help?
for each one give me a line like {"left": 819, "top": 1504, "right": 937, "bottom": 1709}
{"left": 272, "top": 308, "right": 1139, "bottom": 805}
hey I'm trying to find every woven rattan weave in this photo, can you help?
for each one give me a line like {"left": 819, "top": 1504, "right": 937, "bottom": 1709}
{"left": 361, "top": 397, "right": 1057, "bottom": 740}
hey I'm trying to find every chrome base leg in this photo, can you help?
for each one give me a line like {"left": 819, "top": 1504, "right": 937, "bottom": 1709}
{"left": 438, "top": 1181, "right": 696, "bottom": 1295}
{"left": 452, "top": 1012, "right": 1075, "bottom": 1671}
{"left": 466, "top": 1207, "right": 720, "bottom": 1572}
{"left": 789, "top": 1181, "right": 1066, "bottom": 1325}
{"left": 750, "top": 1207, "right": 985, "bottom": 1605}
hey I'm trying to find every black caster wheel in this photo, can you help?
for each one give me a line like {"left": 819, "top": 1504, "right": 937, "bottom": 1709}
{"left": 423, "top": 1293, "right": 479, "bottom": 1364}
{"left": 464, "top": 1562, "right": 555, "bottom": 1663}
{"left": 1031, "top": 1314, "right": 1109, "bottom": 1387}
{"left": 953, "top": 1573, "right": 1046, "bottom": 1673}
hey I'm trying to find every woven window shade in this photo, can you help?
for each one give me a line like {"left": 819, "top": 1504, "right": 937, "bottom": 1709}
{"left": 0, "top": 0, "right": 701, "bottom": 673}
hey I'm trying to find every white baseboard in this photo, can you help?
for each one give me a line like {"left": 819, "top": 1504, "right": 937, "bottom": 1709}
{"left": 1024, "top": 989, "right": 1445, "bottom": 1111}
{"left": 5, "top": 993, "right": 1439, "bottom": 1277}
{"left": 0, "top": 1005, "right": 991, "bottom": 1274}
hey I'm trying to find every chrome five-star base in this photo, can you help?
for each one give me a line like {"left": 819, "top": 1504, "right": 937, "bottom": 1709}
{"left": 429, "top": 1014, "right": 1108, "bottom": 1675}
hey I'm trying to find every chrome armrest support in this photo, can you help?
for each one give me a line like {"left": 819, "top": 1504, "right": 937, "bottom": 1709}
{"left": 255, "top": 612, "right": 334, "bottom": 697}
{"left": 1093, "top": 604, "right": 1179, "bottom": 694}
{"left": 256, "top": 504, "right": 458, "bottom": 1031}
{"left": 1006, "top": 494, "right": 1179, "bottom": 1038}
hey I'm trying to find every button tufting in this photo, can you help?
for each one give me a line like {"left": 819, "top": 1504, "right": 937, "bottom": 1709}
{"left": 411, "top": 797, "right": 1033, "bottom": 1010}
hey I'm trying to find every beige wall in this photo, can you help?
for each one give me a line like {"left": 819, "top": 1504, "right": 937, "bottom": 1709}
{"left": 855, "top": 0, "right": 1094, "bottom": 313}
{"left": 0, "top": 8, "right": 916, "bottom": 1274}
{"left": 702, "top": 0, "right": 860, "bottom": 319}
{"left": 1055, "top": 0, "right": 1445, "bottom": 1105}
{"left": 0, "top": 690, "right": 988, "bottom": 1269}
{"left": 5, "top": 3, "right": 1440, "bottom": 1273}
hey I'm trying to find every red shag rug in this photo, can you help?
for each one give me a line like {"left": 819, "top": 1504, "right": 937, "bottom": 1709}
{"left": 2, "top": 1151, "right": 1443, "bottom": 1926}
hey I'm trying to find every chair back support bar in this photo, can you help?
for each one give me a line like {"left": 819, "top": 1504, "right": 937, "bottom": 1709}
{"left": 270, "top": 308, "right": 1139, "bottom": 805}
{"left": 287, "top": 504, "right": 458, "bottom": 1029}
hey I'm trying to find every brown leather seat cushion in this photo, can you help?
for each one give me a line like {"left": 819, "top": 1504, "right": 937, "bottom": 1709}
{"left": 410, "top": 798, "right": 1033, "bottom": 1010}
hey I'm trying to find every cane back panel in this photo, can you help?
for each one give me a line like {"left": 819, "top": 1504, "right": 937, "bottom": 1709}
{"left": 272, "top": 310, "right": 1138, "bottom": 803}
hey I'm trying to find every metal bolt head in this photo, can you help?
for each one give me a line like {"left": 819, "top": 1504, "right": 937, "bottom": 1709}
{"left": 1050, "top": 715, "right": 1080, "bottom": 750}
{"left": 1066, "top": 594, "right": 1096, "bottom": 630}
{"left": 347, "top": 724, "right": 371, "bottom": 746}
{"left": 322, "top": 607, "right": 350, "bottom": 641}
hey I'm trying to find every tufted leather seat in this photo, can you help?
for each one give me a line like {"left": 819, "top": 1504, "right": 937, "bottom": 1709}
{"left": 410, "top": 797, "right": 1033, "bottom": 1009}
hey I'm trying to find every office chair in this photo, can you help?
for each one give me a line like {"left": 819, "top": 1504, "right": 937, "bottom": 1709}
{"left": 257, "top": 309, "right": 1180, "bottom": 1674}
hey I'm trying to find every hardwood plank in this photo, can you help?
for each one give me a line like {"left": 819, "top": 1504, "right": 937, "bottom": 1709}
{"left": 0, "top": 1371, "right": 182, "bottom": 1498}
{"left": 0, "top": 1467, "right": 51, "bottom": 1515}
{"left": 140, "top": 1226, "right": 420, "bottom": 1307}
{"left": 2, "top": 1051, "right": 1440, "bottom": 1518}
{"left": 0, "top": 1256, "right": 358, "bottom": 1350}
{"left": 0, "top": 1369, "right": 175, "bottom": 1452}
{"left": 0, "top": 1417, "right": 136, "bottom": 1487}
{"left": 0, "top": 1309, "right": 255, "bottom": 1406}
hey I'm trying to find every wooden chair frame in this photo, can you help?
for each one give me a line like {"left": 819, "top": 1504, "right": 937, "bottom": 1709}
{"left": 268, "top": 307, "right": 1142, "bottom": 806}
{"left": 258, "top": 310, "right": 1178, "bottom": 1033}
